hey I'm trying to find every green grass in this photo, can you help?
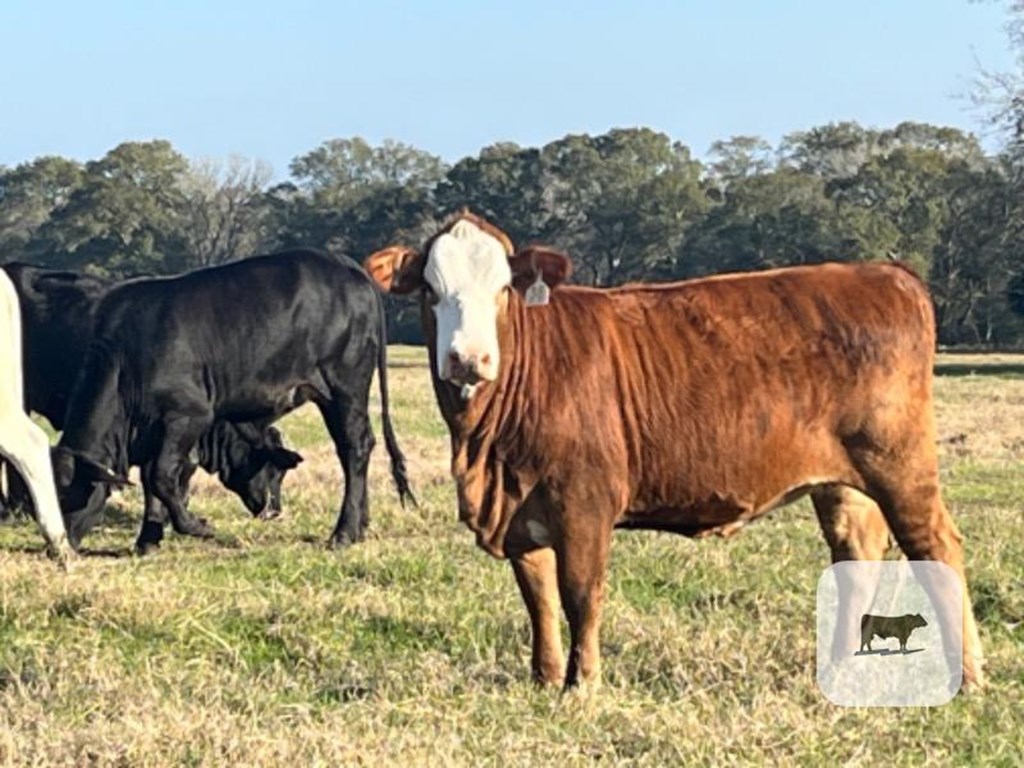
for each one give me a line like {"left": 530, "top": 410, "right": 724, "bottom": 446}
{"left": 0, "top": 348, "right": 1021, "bottom": 765}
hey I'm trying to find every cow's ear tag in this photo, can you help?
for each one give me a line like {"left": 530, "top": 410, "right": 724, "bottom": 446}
{"left": 525, "top": 274, "right": 550, "bottom": 307}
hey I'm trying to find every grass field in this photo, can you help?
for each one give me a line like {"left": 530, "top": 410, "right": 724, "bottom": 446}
{"left": 1, "top": 348, "right": 1022, "bottom": 766}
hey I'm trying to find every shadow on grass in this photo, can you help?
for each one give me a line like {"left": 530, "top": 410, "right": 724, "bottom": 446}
{"left": 854, "top": 648, "right": 925, "bottom": 656}
{"left": 0, "top": 542, "right": 133, "bottom": 559}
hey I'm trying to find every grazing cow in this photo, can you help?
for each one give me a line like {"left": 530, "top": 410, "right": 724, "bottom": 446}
{"left": 135, "top": 423, "right": 301, "bottom": 554}
{"left": 0, "top": 263, "right": 303, "bottom": 543}
{"left": 0, "top": 270, "right": 72, "bottom": 561}
{"left": 364, "top": 210, "right": 984, "bottom": 691}
{"left": 860, "top": 613, "right": 928, "bottom": 653}
{"left": 54, "top": 250, "right": 413, "bottom": 552}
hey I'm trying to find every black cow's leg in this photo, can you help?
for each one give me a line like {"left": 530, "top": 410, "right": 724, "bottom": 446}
{"left": 137, "top": 457, "right": 199, "bottom": 554}
{"left": 318, "top": 393, "right": 375, "bottom": 550}
{"left": 152, "top": 414, "right": 216, "bottom": 539}
{"left": 136, "top": 462, "right": 168, "bottom": 555}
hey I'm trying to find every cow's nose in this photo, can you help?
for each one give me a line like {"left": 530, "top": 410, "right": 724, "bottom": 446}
{"left": 446, "top": 350, "right": 488, "bottom": 385}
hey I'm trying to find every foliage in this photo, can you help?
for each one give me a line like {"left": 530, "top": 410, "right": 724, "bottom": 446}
{"left": 1, "top": 115, "right": 1022, "bottom": 344}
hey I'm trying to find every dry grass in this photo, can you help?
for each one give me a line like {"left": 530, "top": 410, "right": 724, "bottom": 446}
{"left": 0, "top": 348, "right": 1021, "bottom": 766}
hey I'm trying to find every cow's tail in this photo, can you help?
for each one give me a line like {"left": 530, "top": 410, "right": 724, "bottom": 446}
{"left": 376, "top": 294, "right": 417, "bottom": 509}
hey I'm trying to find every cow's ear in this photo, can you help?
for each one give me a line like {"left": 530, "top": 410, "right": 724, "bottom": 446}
{"left": 268, "top": 447, "right": 303, "bottom": 470}
{"left": 364, "top": 246, "right": 425, "bottom": 295}
{"left": 509, "top": 245, "right": 572, "bottom": 294}
{"left": 264, "top": 426, "right": 283, "bottom": 448}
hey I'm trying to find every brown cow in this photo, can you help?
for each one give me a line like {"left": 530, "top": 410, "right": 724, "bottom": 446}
{"left": 364, "top": 211, "right": 984, "bottom": 692}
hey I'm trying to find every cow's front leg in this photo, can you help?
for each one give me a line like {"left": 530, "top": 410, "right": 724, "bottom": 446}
{"left": 137, "top": 459, "right": 198, "bottom": 554}
{"left": 152, "top": 415, "right": 215, "bottom": 540}
{"left": 556, "top": 517, "right": 613, "bottom": 690}
{"left": 511, "top": 547, "right": 565, "bottom": 686}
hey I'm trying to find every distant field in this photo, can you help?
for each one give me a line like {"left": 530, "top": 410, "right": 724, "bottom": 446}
{"left": 0, "top": 348, "right": 1021, "bottom": 765}
{"left": 935, "top": 352, "right": 1024, "bottom": 378}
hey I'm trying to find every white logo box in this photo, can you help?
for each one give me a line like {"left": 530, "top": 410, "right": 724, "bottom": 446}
{"left": 816, "top": 560, "right": 963, "bottom": 707}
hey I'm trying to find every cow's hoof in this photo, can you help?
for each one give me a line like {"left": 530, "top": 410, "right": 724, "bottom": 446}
{"left": 327, "top": 533, "right": 357, "bottom": 551}
{"left": 531, "top": 670, "right": 565, "bottom": 689}
{"left": 178, "top": 518, "right": 216, "bottom": 539}
{"left": 135, "top": 540, "right": 162, "bottom": 557}
{"left": 48, "top": 539, "right": 77, "bottom": 571}
{"left": 960, "top": 668, "right": 986, "bottom": 694}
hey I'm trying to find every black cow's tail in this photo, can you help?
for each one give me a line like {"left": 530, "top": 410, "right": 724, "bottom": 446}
{"left": 376, "top": 294, "right": 417, "bottom": 509}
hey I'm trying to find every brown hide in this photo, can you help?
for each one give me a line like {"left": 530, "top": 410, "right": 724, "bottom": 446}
{"left": 427, "top": 261, "right": 937, "bottom": 559}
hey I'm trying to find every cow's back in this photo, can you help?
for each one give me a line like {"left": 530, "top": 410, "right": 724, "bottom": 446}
{"left": 92, "top": 250, "right": 380, "bottom": 419}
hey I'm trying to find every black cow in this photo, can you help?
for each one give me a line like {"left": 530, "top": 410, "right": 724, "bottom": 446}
{"left": 53, "top": 249, "right": 413, "bottom": 552}
{"left": 0, "top": 263, "right": 302, "bottom": 537}
{"left": 860, "top": 613, "right": 928, "bottom": 652}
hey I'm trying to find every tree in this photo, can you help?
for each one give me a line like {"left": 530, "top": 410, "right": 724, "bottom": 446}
{"left": 934, "top": 158, "right": 1023, "bottom": 344}
{"left": 0, "top": 156, "right": 84, "bottom": 260}
{"left": 28, "top": 140, "right": 190, "bottom": 276}
{"left": 706, "top": 135, "right": 775, "bottom": 189}
{"left": 279, "top": 137, "right": 445, "bottom": 255}
{"left": 825, "top": 146, "right": 958, "bottom": 274}
{"left": 973, "top": 2, "right": 1024, "bottom": 333}
{"left": 972, "top": 1, "right": 1024, "bottom": 150}
{"left": 540, "top": 129, "right": 708, "bottom": 286}
{"left": 179, "top": 156, "right": 274, "bottom": 269}
{"left": 434, "top": 142, "right": 553, "bottom": 245}
{"left": 680, "top": 167, "right": 840, "bottom": 276}
{"left": 779, "top": 121, "right": 882, "bottom": 179}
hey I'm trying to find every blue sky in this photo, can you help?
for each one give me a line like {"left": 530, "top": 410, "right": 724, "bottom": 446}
{"left": 1, "top": 1, "right": 1017, "bottom": 179}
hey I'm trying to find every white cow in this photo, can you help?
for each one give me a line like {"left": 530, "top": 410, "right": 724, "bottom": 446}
{"left": 0, "top": 270, "right": 73, "bottom": 563}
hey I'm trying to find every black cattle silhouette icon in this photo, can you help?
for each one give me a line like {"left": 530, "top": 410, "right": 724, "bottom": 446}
{"left": 859, "top": 613, "right": 928, "bottom": 653}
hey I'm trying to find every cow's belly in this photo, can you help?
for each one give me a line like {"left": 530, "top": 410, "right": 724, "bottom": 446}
{"left": 212, "top": 382, "right": 323, "bottom": 422}
{"left": 617, "top": 477, "right": 837, "bottom": 538}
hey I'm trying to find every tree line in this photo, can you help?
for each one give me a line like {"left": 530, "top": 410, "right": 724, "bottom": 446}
{"left": 2, "top": 122, "right": 1021, "bottom": 346}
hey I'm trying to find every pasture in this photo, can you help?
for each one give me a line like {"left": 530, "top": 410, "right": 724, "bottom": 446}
{"left": 0, "top": 348, "right": 1021, "bottom": 766}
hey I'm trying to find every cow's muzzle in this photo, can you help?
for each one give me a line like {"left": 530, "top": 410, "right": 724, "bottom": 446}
{"left": 444, "top": 350, "right": 492, "bottom": 386}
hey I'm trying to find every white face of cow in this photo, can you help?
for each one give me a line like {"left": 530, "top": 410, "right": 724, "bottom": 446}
{"left": 424, "top": 219, "right": 511, "bottom": 389}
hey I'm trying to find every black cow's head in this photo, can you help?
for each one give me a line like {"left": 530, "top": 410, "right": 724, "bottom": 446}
{"left": 218, "top": 426, "right": 302, "bottom": 519}
{"left": 52, "top": 447, "right": 131, "bottom": 549}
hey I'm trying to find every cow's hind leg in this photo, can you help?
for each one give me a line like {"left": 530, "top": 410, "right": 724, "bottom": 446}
{"left": 812, "top": 485, "right": 891, "bottom": 563}
{"left": 511, "top": 547, "right": 565, "bottom": 686}
{"left": 150, "top": 414, "right": 216, "bottom": 540}
{"left": 813, "top": 486, "right": 890, "bottom": 661}
{"left": 318, "top": 388, "right": 375, "bottom": 550}
{"left": 856, "top": 452, "right": 985, "bottom": 690}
